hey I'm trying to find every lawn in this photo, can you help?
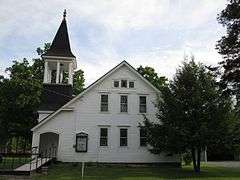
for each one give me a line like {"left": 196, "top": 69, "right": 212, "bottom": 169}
{"left": 30, "top": 162, "right": 240, "bottom": 180}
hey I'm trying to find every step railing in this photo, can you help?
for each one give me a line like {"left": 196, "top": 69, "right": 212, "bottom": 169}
{"left": 30, "top": 146, "right": 57, "bottom": 171}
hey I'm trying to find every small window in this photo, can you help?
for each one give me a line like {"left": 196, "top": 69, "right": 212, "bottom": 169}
{"left": 101, "top": 94, "right": 108, "bottom": 112}
{"left": 114, "top": 81, "right": 119, "bottom": 88}
{"left": 129, "top": 81, "right": 134, "bottom": 88}
{"left": 121, "top": 80, "right": 127, "bottom": 88}
{"left": 120, "top": 129, "right": 128, "bottom": 146}
{"left": 100, "top": 128, "right": 108, "bottom": 146}
{"left": 140, "top": 128, "right": 147, "bottom": 146}
{"left": 76, "top": 132, "right": 88, "bottom": 152}
{"left": 120, "top": 95, "right": 128, "bottom": 112}
{"left": 139, "top": 96, "right": 147, "bottom": 113}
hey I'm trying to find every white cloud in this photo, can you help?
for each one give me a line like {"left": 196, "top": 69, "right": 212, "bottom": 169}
{"left": 0, "top": 0, "right": 228, "bottom": 85}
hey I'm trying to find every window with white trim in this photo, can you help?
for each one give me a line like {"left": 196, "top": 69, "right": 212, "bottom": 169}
{"left": 121, "top": 80, "right": 127, "bottom": 88}
{"left": 100, "top": 128, "right": 108, "bottom": 146}
{"left": 140, "top": 128, "right": 147, "bottom": 146}
{"left": 120, "top": 95, "right": 128, "bottom": 112}
{"left": 120, "top": 128, "right": 128, "bottom": 146}
{"left": 139, "top": 96, "right": 147, "bottom": 113}
{"left": 129, "top": 81, "right": 134, "bottom": 88}
{"left": 114, "top": 81, "right": 119, "bottom": 88}
{"left": 100, "top": 94, "right": 108, "bottom": 112}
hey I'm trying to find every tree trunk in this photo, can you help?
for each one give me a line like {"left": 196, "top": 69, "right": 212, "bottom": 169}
{"left": 191, "top": 148, "right": 197, "bottom": 172}
{"left": 196, "top": 148, "right": 201, "bottom": 173}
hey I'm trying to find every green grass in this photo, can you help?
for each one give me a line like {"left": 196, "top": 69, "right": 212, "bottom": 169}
{"left": 31, "top": 163, "right": 240, "bottom": 180}
{"left": 0, "top": 157, "right": 30, "bottom": 170}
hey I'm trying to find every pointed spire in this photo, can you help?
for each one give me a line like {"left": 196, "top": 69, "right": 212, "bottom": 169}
{"left": 63, "top": 9, "right": 66, "bottom": 19}
{"left": 43, "top": 10, "right": 75, "bottom": 58}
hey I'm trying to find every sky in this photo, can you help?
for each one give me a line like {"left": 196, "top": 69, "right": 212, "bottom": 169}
{"left": 0, "top": 0, "right": 228, "bottom": 85}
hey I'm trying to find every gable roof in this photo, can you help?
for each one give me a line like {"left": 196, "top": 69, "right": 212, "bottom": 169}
{"left": 32, "top": 61, "right": 160, "bottom": 131}
{"left": 43, "top": 12, "right": 75, "bottom": 58}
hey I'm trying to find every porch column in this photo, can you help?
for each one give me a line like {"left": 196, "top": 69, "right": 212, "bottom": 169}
{"left": 68, "top": 62, "right": 73, "bottom": 85}
{"left": 43, "top": 61, "right": 48, "bottom": 83}
{"left": 56, "top": 62, "right": 60, "bottom": 84}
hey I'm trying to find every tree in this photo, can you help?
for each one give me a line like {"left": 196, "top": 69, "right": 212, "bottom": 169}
{"left": 142, "top": 59, "right": 234, "bottom": 172}
{"left": 137, "top": 66, "right": 168, "bottom": 90}
{"left": 216, "top": 0, "right": 240, "bottom": 104}
{"left": 0, "top": 59, "right": 41, "bottom": 147}
{"left": 0, "top": 43, "right": 85, "bottom": 148}
{"left": 73, "top": 69, "right": 85, "bottom": 95}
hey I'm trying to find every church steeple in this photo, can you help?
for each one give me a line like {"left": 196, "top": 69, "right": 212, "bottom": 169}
{"left": 42, "top": 10, "right": 77, "bottom": 85}
{"left": 39, "top": 10, "right": 76, "bottom": 112}
{"left": 43, "top": 10, "right": 75, "bottom": 58}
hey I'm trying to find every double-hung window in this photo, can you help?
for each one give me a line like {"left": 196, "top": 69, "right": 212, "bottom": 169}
{"left": 120, "top": 95, "right": 128, "bottom": 112}
{"left": 139, "top": 96, "right": 147, "bottom": 113}
{"left": 120, "top": 128, "right": 128, "bottom": 146}
{"left": 100, "top": 128, "right": 108, "bottom": 146}
{"left": 140, "top": 128, "right": 147, "bottom": 146}
{"left": 100, "top": 94, "right": 108, "bottom": 112}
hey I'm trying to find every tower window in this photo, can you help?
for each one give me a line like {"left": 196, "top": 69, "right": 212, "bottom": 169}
{"left": 121, "top": 80, "right": 127, "bottom": 88}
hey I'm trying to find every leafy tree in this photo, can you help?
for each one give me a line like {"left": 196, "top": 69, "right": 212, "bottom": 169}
{"left": 137, "top": 66, "right": 168, "bottom": 90}
{"left": 0, "top": 59, "right": 41, "bottom": 147}
{"left": 0, "top": 43, "right": 85, "bottom": 148}
{"left": 216, "top": 0, "right": 240, "bottom": 105}
{"left": 73, "top": 69, "right": 85, "bottom": 95}
{"left": 142, "top": 59, "right": 234, "bottom": 173}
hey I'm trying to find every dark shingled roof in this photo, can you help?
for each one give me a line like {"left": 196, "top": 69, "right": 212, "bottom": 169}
{"left": 43, "top": 12, "right": 75, "bottom": 58}
{"left": 39, "top": 84, "right": 73, "bottom": 111}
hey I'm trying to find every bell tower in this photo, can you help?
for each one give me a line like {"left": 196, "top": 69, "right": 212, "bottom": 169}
{"left": 38, "top": 10, "right": 76, "bottom": 118}
{"left": 42, "top": 9, "right": 76, "bottom": 85}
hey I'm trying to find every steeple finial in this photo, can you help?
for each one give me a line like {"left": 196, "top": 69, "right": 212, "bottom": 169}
{"left": 63, "top": 9, "right": 66, "bottom": 19}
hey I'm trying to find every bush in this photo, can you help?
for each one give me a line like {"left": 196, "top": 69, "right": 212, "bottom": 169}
{"left": 182, "top": 151, "right": 192, "bottom": 165}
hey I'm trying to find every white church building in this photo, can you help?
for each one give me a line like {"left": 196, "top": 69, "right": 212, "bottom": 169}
{"left": 31, "top": 11, "right": 180, "bottom": 165}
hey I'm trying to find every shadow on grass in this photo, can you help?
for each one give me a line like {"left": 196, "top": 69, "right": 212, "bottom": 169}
{"left": 32, "top": 163, "right": 240, "bottom": 180}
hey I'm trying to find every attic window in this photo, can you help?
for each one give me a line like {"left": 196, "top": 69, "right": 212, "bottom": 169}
{"left": 129, "top": 81, "right": 134, "bottom": 88}
{"left": 121, "top": 80, "right": 127, "bottom": 88}
{"left": 114, "top": 81, "right": 119, "bottom": 88}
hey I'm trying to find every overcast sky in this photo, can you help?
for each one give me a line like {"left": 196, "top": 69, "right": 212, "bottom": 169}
{"left": 0, "top": 0, "right": 227, "bottom": 85}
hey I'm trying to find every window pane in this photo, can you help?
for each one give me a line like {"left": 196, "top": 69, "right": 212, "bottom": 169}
{"left": 100, "top": 128, "right": 108, "bottom": 146}
{"left": 129, "top": 81, "right": 134, "bottom": 88}
{"left": 140, "top": 105, "right": 146, "bottom": 113}
{"left": 140, "top": 96, "right": 146, "bottom": 104}
{"left": 140, "top": 138, "right": 147, "bottom": 146}
{"left": 140, "top": 128, "right": 147, "bottom": 146}
{"left": 120, "top": 138, "right": 127, "bottom": 146}
{"left": 101, "top": 95, "right": 108, "bottom": 112}
{"left": 100, "top": 128, "right": 108, "bottom": 137}
{"left": 114, "top": 81, "right": 119, "bottom": 87}
{"left": 139, "top": 96, "right": 147, "bottom": 113}
{"left": 101, "top": 95, "right": 108, "bottom": 103}
{"left": 120, "top": 129, "right": 127, "bottom": 137}
{"left": 140, "top": 128, "right": 146, "bottom": 137}
{"left": 100, "top": 138, "right": 108, "bottom": 146}
{"left": 120, "top": 96, "right": 128, "bottom": 112}
{"left": 121, "top": 96, "right": 128, "bottom": 103}
{"left": 121, "top": 80, "right": 127, "bottom": 88}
